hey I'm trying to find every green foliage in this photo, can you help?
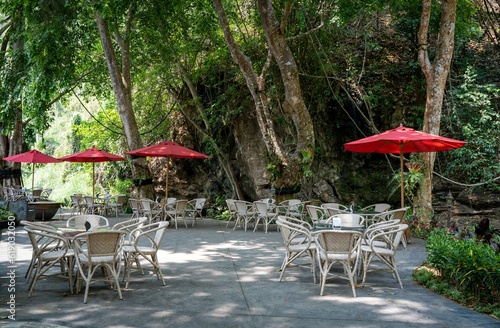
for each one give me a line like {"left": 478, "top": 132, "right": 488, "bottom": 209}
{"left": 445, "top": 66, "right": 500, "bottom": 190}
{"left": 426, "top": 228, "right": 500, "bottom": 304}
{"left": 388, "top": 166, "right": 424, "bottom": 207}
{"left": 0, "top": 206, "right": 15, "bottom": 221}
{"left": 299, "top": 149, "right": 314, "bottom": 179}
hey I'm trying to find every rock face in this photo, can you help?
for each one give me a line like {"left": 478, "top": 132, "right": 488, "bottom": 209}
{"left": 437, "top": 189, "right": 500, "bottom": 229}
{"left": 161, "top": 97, "right": 498, "bottom": 229}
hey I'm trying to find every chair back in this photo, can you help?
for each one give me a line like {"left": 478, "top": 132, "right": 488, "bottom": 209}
{"left": 70, "top": 194, "right": 81, "bottom": 205}
{"left": 276, "top": 217, "right": 314, "bottom": 252}
{"left": 306, "top": 205, "right": 326, "bottom": 225}
{"left": 131, "top": 221, "right": 169, "bottom": 250}
{"left": 321, "top": 203, "right": 348, "bottom": 211}
{"left": 141, "top": 199, "right": 153, "bottom": 212}
{"left": 234, "top": 200, "right": 254, "bottom": 215}
{"left": 83, "top": 196, "right": 93, "bottom": 205}
{"left": 174, "top": 199, "right": 188, "bottom": 212}
{"left": 389, "top": 207, "right": 410, "bottom": 221}
{"left": 67, "top": 215, "right": 109, "bottom": 230}
{"left": 129, "top": 198, "right": 142, "bottom": 217}
{"left": 226, "top": 199, "right": 236, "bottom": 212}
{"left": 32, "top": 189, "right": 43, "bottom": 198}
{"left": 113, "top": 217, "right": 148, "bottom": 232}
{"left": 331, "top": 213, "right": 365, "bottom": 227}
{"left": 85, "top": 231, "right": 124, "bottom": 257}
{"left": 254, "top": 201, "right": 272, "bottom": 215}
{"left": 193, "top": 198, "right": 206, "bottom": 210}
{"left": 315, "top": 230, "right": 362, "bottom": 258}
{"left": 41, "top": 188, "right": 52, "bottom": 200}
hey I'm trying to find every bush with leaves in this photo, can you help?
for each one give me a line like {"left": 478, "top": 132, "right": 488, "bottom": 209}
{"left": 445, "top": 66, "right": 500, "bottom": 191}
{"left": 426, "top": 228, "right": 500, "bottom": 304}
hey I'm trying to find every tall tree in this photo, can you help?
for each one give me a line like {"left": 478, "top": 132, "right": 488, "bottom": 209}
{"left": 213, "top": 0, "right": 315, "bottom": 192}
{"left": 417, "top": 0, "right": 457, "bottom": 220}
{"left": 92, "top": 2, "right": 152, "bottom": 197}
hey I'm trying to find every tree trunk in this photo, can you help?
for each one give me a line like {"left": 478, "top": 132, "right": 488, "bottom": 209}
{"left": 417, "top": 0, "right": 457, "bottom": 222}
{"left": 213, "top": 0, "right": 314, "bottom": 190}
{"left": 94, "top": 9, "right": 152, "bottom": 198}
{"left": 256, "top": 0, "right": 315, "bottom": 187}
{"left": 177, "top": 63, "right": 245, "bottom": 200}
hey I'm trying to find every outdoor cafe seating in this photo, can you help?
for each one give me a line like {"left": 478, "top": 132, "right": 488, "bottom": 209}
{"left": 164, "top": 199, "right": 190, "bottom": 229}
{"left": 253, "top": 200, "right": 278, "bottom": 233}
{"left": 315, "top": 229, "right": 363, "bottom": 297}
{"left": 276, "top": 216, "right": 317, "bottom": 283}
{"left": 360, "top": 223, "right": 408, "bottom": 289}
{"left": 66, "top": 215, "right": 109, "bottom": 230}
{"left": 122, "top": 221, "right": 169, "bottom": 288}
{"left": 72, "top": 230, "right": 126, "bottom": 303}
{"left": 24, "top": 223, "right": 75, "bottom": 297}
{"left": 140, "top": 198, "right": 163, "bottom": 223}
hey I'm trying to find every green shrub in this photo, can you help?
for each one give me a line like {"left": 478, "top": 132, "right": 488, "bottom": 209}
{"left": 426, "top": 228, "right": 500, "bottom": 303}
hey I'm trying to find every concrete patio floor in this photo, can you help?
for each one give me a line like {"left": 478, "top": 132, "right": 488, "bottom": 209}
{"left": 1, "top": 211, "right": 498, "bottom": 328}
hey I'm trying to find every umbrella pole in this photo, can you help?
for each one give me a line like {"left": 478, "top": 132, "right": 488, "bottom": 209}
{"left": 165, "top": 156, "right": 169, "bottom": 200}
{"left": 400, "top": 146, "right": 405, "bottom": 208}
{"left": 92, "top": 162, "right": 95, "bottom": 199}
{"left": 32, "top": 163, "right": 35, "bottom": 191}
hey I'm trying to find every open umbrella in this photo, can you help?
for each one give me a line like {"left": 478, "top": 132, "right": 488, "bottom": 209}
{"left": 125, "top": 140, "right": 209, "bottom": 199}
{"left": 3, "top": 149, "right": 61, "bottom": 191}
{"left": 344, "top": 125, "right": 466, "bottom": 207}
{"left": 59, "top": 147, "right": 125, "bottom": 198}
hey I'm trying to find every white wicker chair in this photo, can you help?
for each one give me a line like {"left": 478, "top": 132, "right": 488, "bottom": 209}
{"left": 315, "top": 229, "right": 362, "bottom": 297}
{"left": 253, "top": 201, "right": 278, "bottom": 233}
{"left": 276, "top": 216, "right": 317, "bottom": 283}
{"left": 164, "top": 199, "right": 189, "bottom": 229}
{"left": 122, "top": 221, "right": 169, "bottom": 288}
{"left": 361, "top": 223, "right": 409, "bottom": 289}
{"left": 66, "top": 214, "right": 109, "bottom": 230}
{"left": 73, "top": 230, "right": 126, "bottom": 303}
{"left": 25, "top": 225, "right": 74, "bottom": 297}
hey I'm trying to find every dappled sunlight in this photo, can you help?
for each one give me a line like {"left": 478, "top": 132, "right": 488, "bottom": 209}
{"left": 1, "top": 222, "right": 495, "bottom": 327}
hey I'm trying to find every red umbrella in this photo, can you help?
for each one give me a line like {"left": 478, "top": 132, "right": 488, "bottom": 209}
{"left": 125, "top": 140, "right": 209, "bottom": 199}
{"left": 344, "top": 125, "right": 466, "bottom": 207}
{"left": 3, "top": 150, "right": 61, "bottom": 191}
{"left": 59, "top": 147, "right": 125, "bottom": 198}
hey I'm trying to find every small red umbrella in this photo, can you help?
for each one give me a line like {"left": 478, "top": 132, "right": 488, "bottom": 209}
{"left": 344, "top": 125, "right": 466, "bottom": 207}
{"left": 125, "top": 140, "right": 209, "bottom": 199}
{"left": 59, "top": 147, "right": 125, "bottom": 198}
{"left": 3, "top": 150, "right": 61, "bottom": 190}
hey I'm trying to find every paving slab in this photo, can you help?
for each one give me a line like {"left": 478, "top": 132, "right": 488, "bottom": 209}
{"left": 1, "top": 215, "right": 498, "bottom": 328}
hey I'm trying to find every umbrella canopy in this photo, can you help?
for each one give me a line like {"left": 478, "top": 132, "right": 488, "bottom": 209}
{"left": 125, "top": 140, "right": 209, "bottom": 199}
{"left": 344, "top": 125, "right": 466, "bottom": 207}
{"left": 3, "top": 149, "right": 61, "bottom": 190}
{"left": 59, "top": 147, "right": 125, "bottom": 198}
